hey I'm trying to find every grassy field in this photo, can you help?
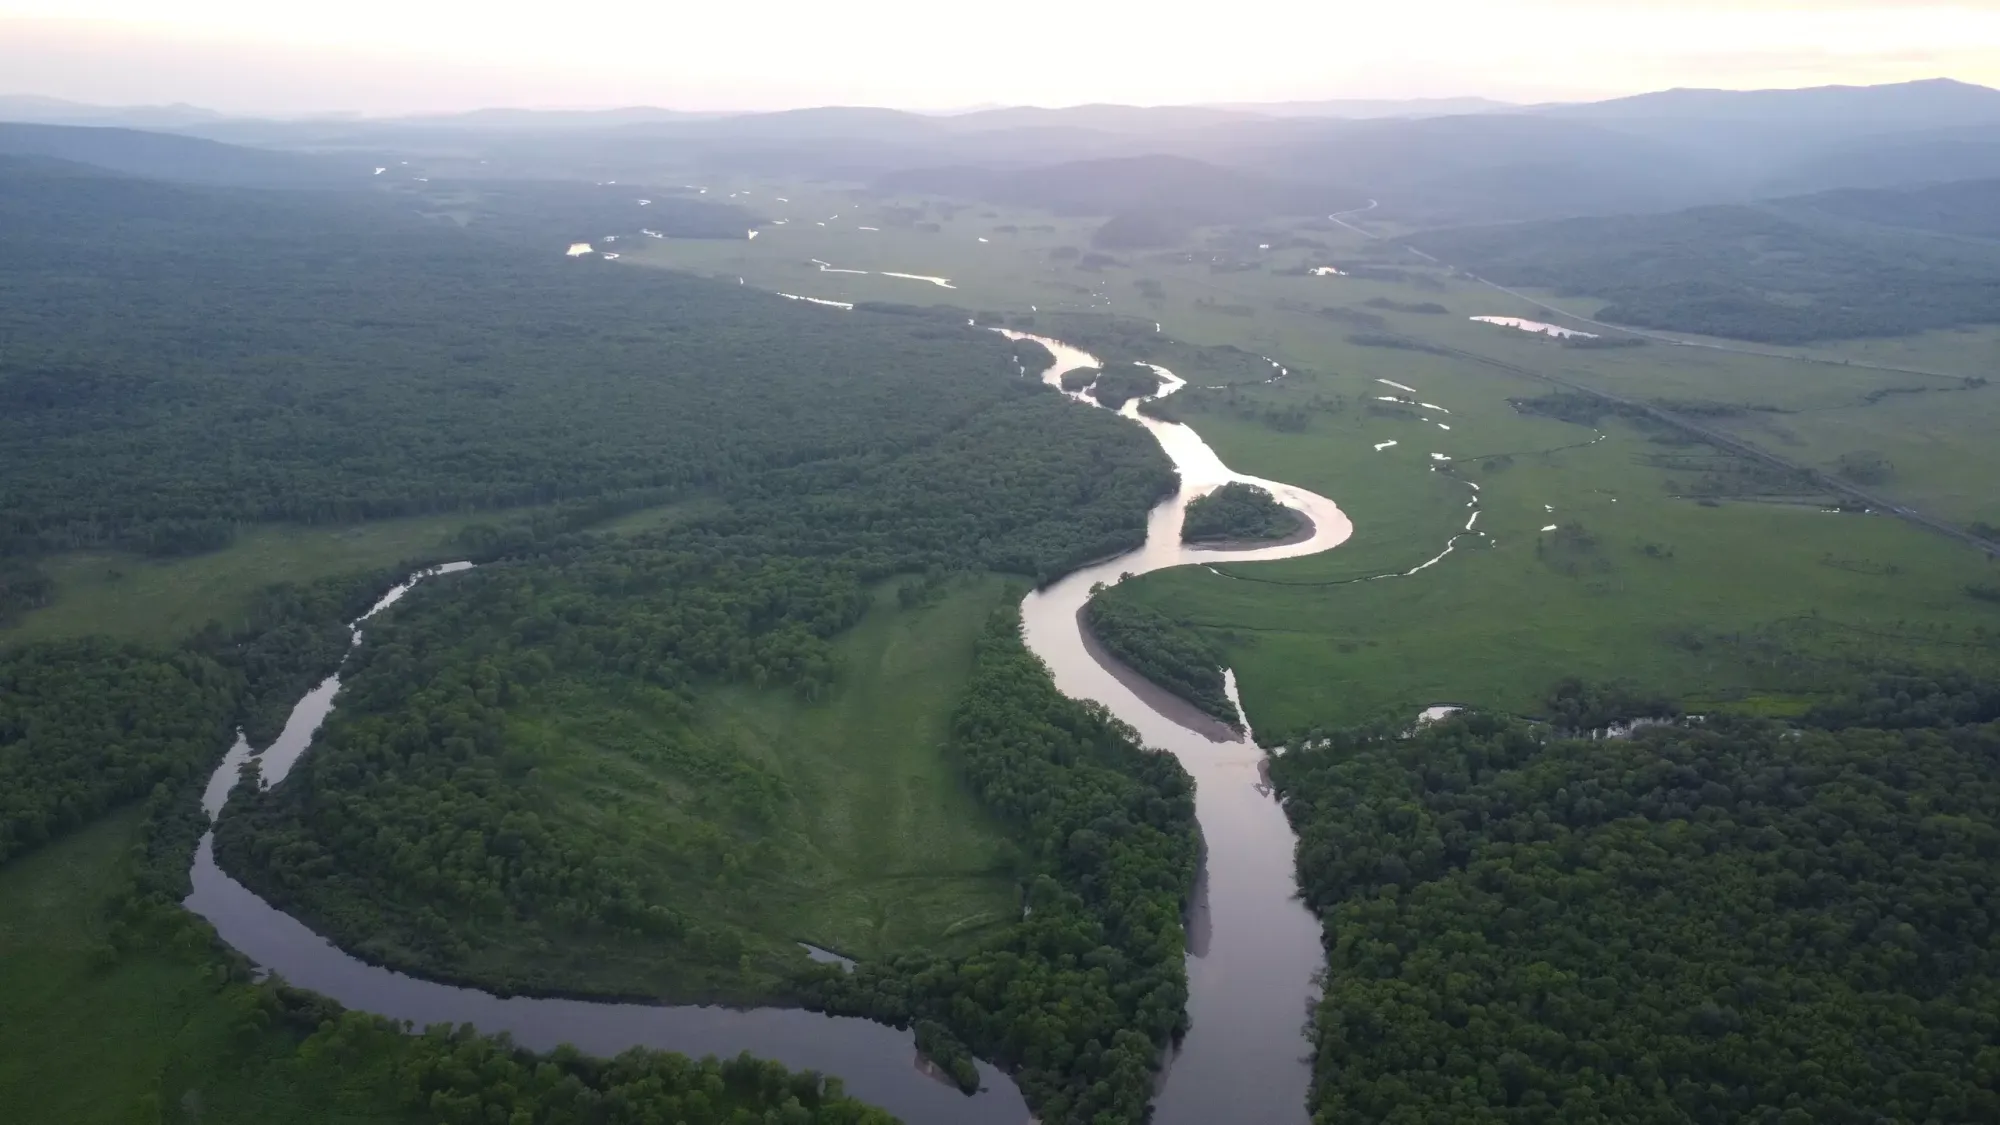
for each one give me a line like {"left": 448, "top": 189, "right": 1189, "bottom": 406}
{"left": 397, "top": 574, "right": 1025, "bottom": 998}
{"left": 0, "top": 809, "right": 415, "bottom": 1125}
{"left": 615, "top": 180, "right": 2000, "bottom": 736}
{"left": 695, "top": 575, "right": 1024, "bottom": 959}
{"left": 5, "top": 500, "right": 716, "bottom": 648}
{"left": 3, "top": 513, "right": 487, "bottom": 647}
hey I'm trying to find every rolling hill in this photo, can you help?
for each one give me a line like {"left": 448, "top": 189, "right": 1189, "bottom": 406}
{"left": 1405, "top": 178, "right": 2000, "bottom": 342}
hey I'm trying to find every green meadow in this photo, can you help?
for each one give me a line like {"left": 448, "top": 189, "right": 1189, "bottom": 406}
{"left": 620, "top": 180, "right": 2000, "bottom": 736}
{"left": 0, "top": 809, "right": 418, "bottom": 1125}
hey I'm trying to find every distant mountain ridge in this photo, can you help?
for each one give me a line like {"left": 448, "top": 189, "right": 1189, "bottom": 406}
{"left": 0, "top": 122, "right": 362, "bottom": 188}
{"left": 10, "top": 78, "right": 2000, "bottom": 227}
{"left": 877, "top": 154, "right": 1362, "bottom": 224}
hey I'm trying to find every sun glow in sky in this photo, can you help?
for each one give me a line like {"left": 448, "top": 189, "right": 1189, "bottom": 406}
{"left": 5, "top": 0, "right": 2000, "bottom": 113}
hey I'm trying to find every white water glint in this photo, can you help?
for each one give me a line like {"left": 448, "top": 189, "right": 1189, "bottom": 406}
{"left": 565, "top": 243, "right": 594, "bottom": 257}
{"left": 638, "top": 199, "right": 652, "bottom": 206}
{"left": 1309, "top": 266, "right": 1345, "bottom": 276}
{"left": 1420, "top": 403, "right": 1450, "bottom": 413}
{"left": 1471, "top": 316, "right": 1599, "bottom": 339}
{"left": 372, "top": 167, "right": 386, "bottom": 175}
{"left": 776, "top": 293, "right": 855, "bottom": 310}
{"left": 1543, "top": 525, "right": 1560, "bottom": 532}
{"left": 747, "top": 230, "right": 759, "bottom": 240}
{"left": 811, "top": 259, "right": 869, "bottom": 275}
{"left": 1378, "top": 379, "right": 1417, "bottom": 393}
{"left": 602, "top": 253, "right": 621, "bottom": 261}
{"left": 1002, "top": 330, "right": 1349, "bottom": 1125}
{"left": 880, "top": 272, "right": 956, "bottom": 289}
{"left": 1431, "top": 453, "right": 1450, "bottom": 461}
{"left": 776, "top": 196, "right": 789, "bottom": 203}
{"left": 977, "top": 237, "right": 989, "bottom": 243}
{"left": 1374, "top": 441, "right": 1398, "bottom": 451}
{"left": 858, "top": 226, "right": 880, "bottom": 231}
{"left": 1438, "top": 423, "right": 1451, "bottom": 431}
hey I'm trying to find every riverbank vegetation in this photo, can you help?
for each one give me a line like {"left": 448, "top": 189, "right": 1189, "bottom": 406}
{"left": 1180, "top": 482, "right": 1303, "bottom": 543}
{"left": 1082, "top": 593, "right": 1236, "bottom": 726}
{"left": 0, "top": 641, "right": 235, "bottom": 867}
{"left": 1086, "top": 365, "right": 1166, "bottom": 409}
{"left": 1272, "top": 679, "right": 2000, "bottom": 1123}
{"left": 0, "top": 805, "right": 895, "bottom": 1125}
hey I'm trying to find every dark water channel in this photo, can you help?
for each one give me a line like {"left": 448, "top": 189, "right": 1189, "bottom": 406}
{"left": 184, "top": 334, "right": 1357, "bottom": 1125}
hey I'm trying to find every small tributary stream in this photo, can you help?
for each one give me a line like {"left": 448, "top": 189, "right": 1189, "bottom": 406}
{"left": 183, "top": 330, "right": 1355, "bottom": 1125}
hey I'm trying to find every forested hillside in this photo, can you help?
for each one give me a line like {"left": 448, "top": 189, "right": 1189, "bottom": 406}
{"left": 1272, "top": 682, "right": 2000, "bottom": 1123}
{"left": 1407, "top": 185, "right": 2000, "bottom": 342}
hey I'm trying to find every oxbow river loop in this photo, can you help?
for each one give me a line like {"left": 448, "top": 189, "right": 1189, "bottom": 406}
{"left": 184, "top": 331, "right": 1356, "bottom": 1125}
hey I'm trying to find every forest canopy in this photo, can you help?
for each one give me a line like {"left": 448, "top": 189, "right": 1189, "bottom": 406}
{"left": 1180, "top": 483, "right": 1303, "bottom": 544}
{"left": 1271, "top": 687, "right": 2000, "bottom": 1123}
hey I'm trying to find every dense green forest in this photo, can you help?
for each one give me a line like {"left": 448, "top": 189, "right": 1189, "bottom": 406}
{"left": 1180, "top": 482, "right": 1303, "bottom": 543}
{"left": 0, "top": 641, "right": 235, "bottom": 866}
{"left": 1087, "top": 366, "right": 1166, "bottom": 409}
{"left": 1082, "top": 594, "right": 1236, "bottom": 726}
{"left": 1408, "top": 189, "right": 2000, "bottom": 342}
{"left": 801, "top": 610, "right": 1198, "bottom": 1123}
{"left": 0, "top": 156, "right": 1079, "bottom": 558}
{"left": 1272, "top": 678, "right": 2000, "bottom": 1123}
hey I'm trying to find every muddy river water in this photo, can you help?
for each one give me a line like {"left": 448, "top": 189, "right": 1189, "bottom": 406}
{"left": 183, "top": 331, "right": 1354, "bottom": 1125}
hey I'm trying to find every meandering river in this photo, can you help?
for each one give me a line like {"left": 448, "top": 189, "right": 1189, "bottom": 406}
{"left": 1004, "top": 333, "right": 1350, "bottom": 1125}
{"left": 183, "top": 330, "right": 1353, "bottom": 1125}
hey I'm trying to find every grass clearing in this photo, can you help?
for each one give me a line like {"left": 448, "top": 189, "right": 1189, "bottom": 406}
{"left": 5, "top": 513, "right": 486, "bottom": 646}
{"left": 692, "top": 576, "right": 1024, "bottom": 960}
{"left": 6, "top": 499, "right": 716, "bottom": 648}
{"left": 0, "top": 809, "right": 417, "bottom": 1125}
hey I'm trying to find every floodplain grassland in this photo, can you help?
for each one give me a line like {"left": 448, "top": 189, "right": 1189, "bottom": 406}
{"left": 533, "top": 575, "right": 1023, "bottom": 983}
{"left": 3, "top": 512, "right": 487, "bottom": 646}
{"left": 0, "top": 808, "right": 417, "bottom": 1125}
{"left": 4, "top": 499, "right": 717, "bottom": 647}
{"left": 622, "top": 179, "right": 2000, "bottom": 736}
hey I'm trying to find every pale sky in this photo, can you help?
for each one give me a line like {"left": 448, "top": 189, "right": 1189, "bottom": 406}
{"left": 4, "top": 1, "right": 1999, "bottom": 114}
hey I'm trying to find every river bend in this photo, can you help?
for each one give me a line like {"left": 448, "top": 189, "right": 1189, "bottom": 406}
{"left": 184, "top": 331, "right": 1355, "bottom": 1125}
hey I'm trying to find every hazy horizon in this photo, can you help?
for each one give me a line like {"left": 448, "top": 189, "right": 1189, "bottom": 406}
{"left": 5, "top": 1, "right": 2000, "bottom": 117}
